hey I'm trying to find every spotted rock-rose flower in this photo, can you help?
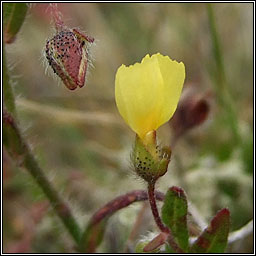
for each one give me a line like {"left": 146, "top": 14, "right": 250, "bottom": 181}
{"left": 115, "top": 53, "right": 185, "bottom": 182}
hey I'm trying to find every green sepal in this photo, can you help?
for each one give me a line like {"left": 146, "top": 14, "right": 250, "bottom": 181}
{"left": 132, "top": 131, "right": 171, "bottom": 182}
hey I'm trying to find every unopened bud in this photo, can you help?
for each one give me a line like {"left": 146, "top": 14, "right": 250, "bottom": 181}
{"left": 171, "top": 87, "right": 210, "bottom": 138}
{"left": 45, "top": 28, "right": 94, "bottom": 90}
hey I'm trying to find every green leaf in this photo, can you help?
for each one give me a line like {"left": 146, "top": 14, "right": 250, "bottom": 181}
{"left": 190, "top": 208, "right": 230, "bottom": 253}
{"left": 79, "top": 219, "right": 108, "bottom": 253}
{"left": 161, "top": 186, "right": 189, "bottom": 252}
{"left": 3, "top": 3, "right": 28, "bottom": 43}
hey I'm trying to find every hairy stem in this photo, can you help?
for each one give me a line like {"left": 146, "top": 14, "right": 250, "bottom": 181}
{"left": 148, "top": 182, "right": 168, "bottom": 233}
{"left": 3, "top": 110, "right": 82, "bottom": 244}
{"left": 3, "top": 44, "right": 16, "bottom": 116}
{"left": 147, "top": 182, "right": 184, "bottom": 253}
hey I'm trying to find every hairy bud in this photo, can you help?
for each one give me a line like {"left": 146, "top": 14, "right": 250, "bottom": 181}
{"left": 45, "top": 28, "right": 94, "bottom": 90}
{"left": 132, "top": 131, "right": 171, "bottom": 183}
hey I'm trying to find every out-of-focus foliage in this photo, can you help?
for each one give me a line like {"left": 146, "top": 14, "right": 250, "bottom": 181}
{"left": 3, "top": 3, "right": 28, "bottom": 43}
{"left": 3, "top": 2, "right": 28, "bottom": 115}
{"left": 3, "top": 3, "right": 253, "bottom": 253}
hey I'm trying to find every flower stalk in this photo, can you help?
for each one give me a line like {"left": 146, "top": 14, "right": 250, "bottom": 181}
{"left": 148, "top": 182, "right": 168, "bottom": 233}
{"left": 147, "top": 181, "right": 184, "bottom": 253}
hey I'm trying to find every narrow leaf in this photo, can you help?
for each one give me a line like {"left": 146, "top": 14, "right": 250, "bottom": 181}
{"left": 80, "top": 219, "right": 108, "bottom": 253}
{"left": 161, "top": 186, "right": 189, "bottom": 251}
{"left": 3, "top": 3, "right": 28, "bottom": 43}
{"left": 190, "top": 208, "right": 230, "bottom": 253}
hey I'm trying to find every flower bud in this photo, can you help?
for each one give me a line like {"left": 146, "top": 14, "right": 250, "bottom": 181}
{"left": 171, "top": 87, "right": 210, "bottom": 139}
{"left": 132, "top": 131, "right": 171, "bottom": 183}
{"left": 45, "top": 28, "right": 94, "bottom": 90}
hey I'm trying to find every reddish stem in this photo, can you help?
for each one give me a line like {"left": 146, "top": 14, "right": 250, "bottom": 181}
{"left": 89, "top": 190, "right": 164, "bottom": 226}
{"left": 147, "top": 181, "right": 184, "bottom": 253}
{"left": 48, "top": 3, "right": 64, "bottom": 30}
{"left": 79, "top": 190, "right": 165, "bottom": 252}
{"left": 148, "top": 182, "right": 169, "bottom": 233}
{"left": 79, "top": 188, "right": 184, "bottom": 253}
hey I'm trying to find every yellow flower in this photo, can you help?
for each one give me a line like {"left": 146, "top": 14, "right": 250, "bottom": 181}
{"left": 115, "top": 53, "right": 185, "bottom": 139}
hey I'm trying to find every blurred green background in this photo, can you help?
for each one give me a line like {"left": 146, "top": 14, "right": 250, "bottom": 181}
{"left": 3, "top": 3, "right": 253, "bottom": 253}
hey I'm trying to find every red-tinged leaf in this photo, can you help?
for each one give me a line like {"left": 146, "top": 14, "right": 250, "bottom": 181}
{"left": 3, "top": 3, "right": 28, "bottom": 43}
{"left": 161, "top": 186, "right": 189, "bottom": 252}
{"left": 190, "top": 208, "right": 230, "bottom": 253}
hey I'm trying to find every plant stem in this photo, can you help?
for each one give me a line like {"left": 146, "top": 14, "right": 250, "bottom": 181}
{"left": 147, "top": 182, "right": 184, "bottom": 253}
{"left": 147, "top": 182, "right": 168, "bottom": 233}
{"left": 80, "top": 190, "right": 165, "bottom": 253}
{"left": 3, "top": 110, "right": 82, "bottom": 245}
{"left": 3, "top": 44, "right": 16, "bottom": 117}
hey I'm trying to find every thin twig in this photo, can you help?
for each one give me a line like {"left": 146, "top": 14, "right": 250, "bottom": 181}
{"left": 79, "top": 190, "right": 165, "bottom": 252}
{"left": 87, "top": 190, "right": 164, "bottom": 227}
{"left": 16, "top": 98, "right": 122, "bottom": 126}
{"left": 3, "top": 110, "right": 82, "bottom": 245}
{"left": 228, "top": 220, "right": 253, "bottom": 244}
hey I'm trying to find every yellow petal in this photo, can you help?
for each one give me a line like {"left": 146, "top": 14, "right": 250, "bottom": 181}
{"left": 115, "top": 53, "right": 185, "bottom": 138}
{"left": 152, "top": 53, "right": 185, "bottom": 129}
